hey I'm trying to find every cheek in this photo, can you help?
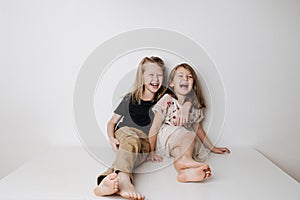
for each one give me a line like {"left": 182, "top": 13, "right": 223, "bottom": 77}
{"left": 159, "top": 77, "right": 164, "bottom": 83}
{"left": 143, "top": 76, "right": 150, "bottom": 84}
{"left": 189, "top": 80, "right": 194, "bottom": 86}
{"left": 175, "top": 79, "right": 181, "bottom": 86}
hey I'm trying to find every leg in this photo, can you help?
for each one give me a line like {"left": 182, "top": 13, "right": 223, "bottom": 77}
{"left": 98, "top": 127, "right": 147, "bottom": 199}
{"left": 170, "top": 131, "right": 211, "bottom": 182}
{"left": 171, "top": 131, "right": 202, "bottom": 170}
{"left": 112, "top": 127, "right": 149, "bottom": 174}
{"left": 95, "top": 126, "right": 140, "bottom": 190}
{"left": 113, "top": 127, "right": 148, "bottom": 199}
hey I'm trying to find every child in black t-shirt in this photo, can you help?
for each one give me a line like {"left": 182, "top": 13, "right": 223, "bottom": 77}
{"left": 94, "top": 56, "right": 193, "bottom": 200}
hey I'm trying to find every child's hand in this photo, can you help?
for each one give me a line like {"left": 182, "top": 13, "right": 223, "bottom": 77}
{"left": 109, "top": 138, "right": 120, "bottom": 152}
{"left": 147, "top": 152, "right": 163, "bottom": 162}
{"left": 176, "top": 102, "right": 192, "bottom": 126}
{"left": 211, "top": 147, "right": 231, "bottom": 154}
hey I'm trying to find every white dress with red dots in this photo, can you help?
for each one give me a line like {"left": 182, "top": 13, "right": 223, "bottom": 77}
{"left": 152, "top": 94, "right": 209, "bottom": 162}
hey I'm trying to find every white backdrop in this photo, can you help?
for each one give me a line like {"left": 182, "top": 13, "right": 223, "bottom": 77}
{"left": 1, "top": 0, "right": 299, "bottom": 182}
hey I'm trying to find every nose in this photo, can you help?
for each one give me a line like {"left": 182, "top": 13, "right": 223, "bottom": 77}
{"left": 183, "top": 75, "right": 188, "bottom": 81}
{"left": 153, "top": 74, "right": 159, "bottom": 81}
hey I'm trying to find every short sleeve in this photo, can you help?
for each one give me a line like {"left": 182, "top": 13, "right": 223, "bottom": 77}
{"left": 114, "top": 94, "right": 130, "bottom": 116}
{"left": 191, "top": 107, "right": 205, "bottom": 124}
{"left": 152, "top": 94, "right": 173, "bottom": 120}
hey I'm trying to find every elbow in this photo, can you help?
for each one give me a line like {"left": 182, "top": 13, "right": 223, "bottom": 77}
{"left": 108, "top": 119, "right": 116, "bottom": 127}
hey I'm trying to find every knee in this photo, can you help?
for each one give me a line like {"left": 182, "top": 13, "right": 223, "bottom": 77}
{"left": 126, "top": 136, "right": 141, "bottom": 145}
{"left": 185, "top": 131, "right": 196, "bottom": 141}
{"left": 120, "top": 136, "right": 141, "bottom": 152}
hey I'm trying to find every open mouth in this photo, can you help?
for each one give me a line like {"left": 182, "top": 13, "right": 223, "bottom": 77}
{"left": 179, "top": 83, "right": 189, "bottom": 89}
{"left": 150, "top": 82, "right": 160, "bottom": 89}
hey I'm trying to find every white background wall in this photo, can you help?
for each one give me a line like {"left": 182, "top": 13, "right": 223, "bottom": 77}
{"left": 1, "top": 0, "right": 299, "bottom": 182}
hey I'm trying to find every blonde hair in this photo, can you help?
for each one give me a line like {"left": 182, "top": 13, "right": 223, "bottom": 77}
{"left": 167, "top": 63, "right": 206, "bottom": 108}
{"left": 131, "top": 56, "right": 166, "bottom": 104}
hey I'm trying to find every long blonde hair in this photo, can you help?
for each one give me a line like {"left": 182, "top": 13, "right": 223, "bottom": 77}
{"left": 131, "top": 56, "right": 166, "bottom": 104}
{"left": 167, "top": 63, "right": 206, "bottom": 108}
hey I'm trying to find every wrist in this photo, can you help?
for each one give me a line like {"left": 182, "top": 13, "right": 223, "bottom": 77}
{"left": 184, "top": 101, "right": 192, "bottom": 109}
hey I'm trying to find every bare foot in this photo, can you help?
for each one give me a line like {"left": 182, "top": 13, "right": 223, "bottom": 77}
{"left": 94, "top": 173, "right": 119, "bottom": 196}
{"left": 117, "top": 172, "right": 145, "bottom": 200}
{"left": 174, "top": 156, "right": 206, "bottom": 170}
{"left": 177, "top": 165, "right": 211, "bottom": 182}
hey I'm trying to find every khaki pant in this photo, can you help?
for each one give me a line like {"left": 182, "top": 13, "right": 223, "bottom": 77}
{"left": 97, "top": 126, "right": 150, "bottom": 185}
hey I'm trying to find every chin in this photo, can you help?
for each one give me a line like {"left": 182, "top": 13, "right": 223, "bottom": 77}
{"left": 150, "top": 87, "right": 161, "bottom": 93}
{"left": 150, "top": 89, "right": 159, "bottom": 93}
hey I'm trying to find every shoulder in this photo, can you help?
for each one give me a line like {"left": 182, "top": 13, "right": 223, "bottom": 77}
{"left": 114, "top": 93, "right": 131, "bottom": 114}
{"left": 154, "top": 94, "right": 175, "bottom": 110}
{"left": 121, "top": 93, "right": 132, "bottom": 102}
{"left": 159, "top": 93, "right": 173, "bottom": 102}
{"left": 116, "top": 93, "right": 132, "bottom": 107}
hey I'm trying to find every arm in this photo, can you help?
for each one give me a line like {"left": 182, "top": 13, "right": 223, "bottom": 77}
{"left": 176, "top": 101, "right": 192, "bottom": 126}
{"left": 193, "top": 123, "right": 231, "bottom": 154}
{"left": 148, "top": 112, "right": 164, "bottom": 162}
{"left": 107, "top": 113, "right": 122, "bottom": 152}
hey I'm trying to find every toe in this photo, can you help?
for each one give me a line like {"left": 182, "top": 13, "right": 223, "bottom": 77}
{"left": 128, "top": 192, "right": 133, "bottom": 198}
{"left": 137, "top": 193, "right": 144, "bottom": 200}
{"left": 108, "top": 172, "right": 118, "bottom": 180}
{"left": 132, "top": 192, "right": 137, "bottom": 199}
{"left": 114, "top": 180, "right": 119, "bottom": 188}
{"left": 201, "top": 164, "right": 209, "bottom": 170}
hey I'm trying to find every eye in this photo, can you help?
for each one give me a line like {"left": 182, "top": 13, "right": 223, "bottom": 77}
{"left": 148, "top": 73, "right": 154, "bottom": 76}
{"left": 188, "top": 75, "right": 193, "bottom": 79}
{"left": 158, "top": 74, "right": 163, "bottom": 77}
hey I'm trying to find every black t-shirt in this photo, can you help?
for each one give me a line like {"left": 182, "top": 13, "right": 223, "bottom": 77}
{"left": 114, "top": 94, "right": 157, "bottom": 135}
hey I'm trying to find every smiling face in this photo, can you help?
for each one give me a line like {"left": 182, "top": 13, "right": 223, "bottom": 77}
{"left": 170, "top": 66, "right": 194, "bottom": 97}
{"left": 142, "top": 62, "right": 164, "bottom": 96}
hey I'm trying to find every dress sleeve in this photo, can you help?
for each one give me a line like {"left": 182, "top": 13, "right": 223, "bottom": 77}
{"left": 152, "top": 94, "right": 172, "bottom": 120}
{"left": 191, "top": 107, "right": 205, "bottom": 123}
